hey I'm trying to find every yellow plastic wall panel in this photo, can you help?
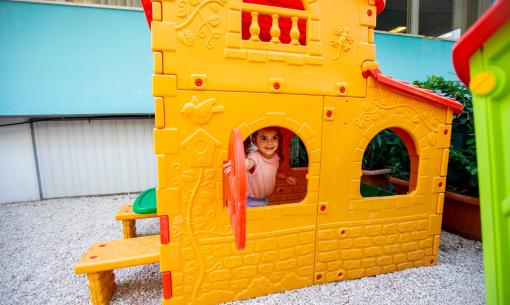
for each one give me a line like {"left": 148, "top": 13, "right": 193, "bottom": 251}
{"left": 445, "top": 107, "right": 453, "bottom": 124}
{"left": 152, "top": 22, "right": 177, "bottom": 51}
{"left": 314, "top": 216, "right": 437, "bottom": 284}
{"left": 169, "top": 228, "right": 315, "bottom": 304}
{"left": 154, "top": 128, "right": 179, "bottom": 154}
{"left": 314, "top": 80, "right": 450, "bottom": 280}
{"left": 440, "top": 149, "right": 450, "bottom": 176}
{"left": 156, "top": 187, "right": 180, "bottom": 216}
{"left": 153, "top": 75, "right": 177, "bottom": 97}
{"left": 160, "top": 243, "right": 181, "bottom": 272}
{"left": 156, "top": 91, "right": 323, "bottom": 304}
{"left": 320, "top": 87, "right": 448, "bottom": 223}
{"left": 154, "top": 52, "right": 163, "bottom": 74}
{"left": 155, "top": 97, "right": 165, "bottom": 128}
{"left": 436, "top": 193, "right": 445, "bottom": 214}
{"left": 155, "top": 0, "right": 371, "bottom": 97}
{"left": 158, "top": 91, "right": 323, "bottom": 233}
{"left": 152, "top": 1, "right": 162, "bottom": 22}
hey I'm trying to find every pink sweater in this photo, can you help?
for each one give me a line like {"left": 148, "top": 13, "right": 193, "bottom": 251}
{"left": 246, "top": 151, "right": 280, "bottom": 199}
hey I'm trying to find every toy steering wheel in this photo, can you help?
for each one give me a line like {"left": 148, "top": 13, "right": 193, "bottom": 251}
{"left": 225, "top": 129, "right": 246, "bottom": 250}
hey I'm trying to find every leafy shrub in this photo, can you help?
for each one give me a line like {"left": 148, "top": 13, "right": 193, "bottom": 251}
{"left": 290, "top": 135, "right": 308, "bottom": 167}
{"left": 362, "top": 130, "right": 410, "bottom": 180}
{"left": 414, "top": 75, "right": 478, "bottom": 196}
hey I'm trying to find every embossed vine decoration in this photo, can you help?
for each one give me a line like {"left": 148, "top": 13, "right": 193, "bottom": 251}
{"left": 176, "top": 0, "right": 226, "bottom": 48}
{"left": 355, "top": 87, "right": 443, "bottom": 135}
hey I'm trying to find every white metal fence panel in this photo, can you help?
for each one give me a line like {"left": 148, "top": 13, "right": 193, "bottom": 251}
{"left": 0, "top": 124, "right": 40, "bottom": 204}
{"left": 34, "top": 118, "right": 156, "bottom": 198}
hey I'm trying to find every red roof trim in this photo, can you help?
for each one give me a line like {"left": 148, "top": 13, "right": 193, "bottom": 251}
{"left": 365, "top": 69, "right": 464, "bottom": 114}
{"left": 141, "top": 0, "right": 152, "bottom": 29}
{"left": 452, "top": 0, "right": 510, "bottom": 86}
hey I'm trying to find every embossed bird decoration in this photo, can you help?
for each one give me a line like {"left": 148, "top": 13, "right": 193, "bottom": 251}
{"left": 181, "top": 96, "right": 225, "bottom": 125}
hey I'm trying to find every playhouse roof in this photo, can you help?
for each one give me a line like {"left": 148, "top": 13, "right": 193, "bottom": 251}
{"left": 365, "top": 69, "right": 464, "bottom": 114}
{"left": 452, "top": 0, "right": 510, "bottom": 86}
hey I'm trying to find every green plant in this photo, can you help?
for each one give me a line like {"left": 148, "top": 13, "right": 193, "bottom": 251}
{"left": 362, "top": 130, "right": 410, "bottom": 180}
{"left": 290, "top": 135, "right": 308, "bottom": 167}
{"left": 414, "top": 75, "right": 478, "bottom": 197}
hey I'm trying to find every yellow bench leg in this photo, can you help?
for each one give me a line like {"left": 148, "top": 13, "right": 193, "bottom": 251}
{"left": 121, "top": 220, "right": 137, "bottom": 239}
{"left": 87, "top": 271, "right": 116, "bottom": 305}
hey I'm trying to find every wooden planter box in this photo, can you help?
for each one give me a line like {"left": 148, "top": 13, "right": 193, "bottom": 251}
{"left": 361, "top": 169, "right": 393, "bottom": 190}
{"left": 389, "top": 176, "right": 481, "bottom": 241}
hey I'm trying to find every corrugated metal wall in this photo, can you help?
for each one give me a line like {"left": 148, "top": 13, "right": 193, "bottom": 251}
{"left": 34, "top": 118, "right": 156, "bottom": 199}
{"left": 0, "top": 123, "right": 40, "bottom": 204}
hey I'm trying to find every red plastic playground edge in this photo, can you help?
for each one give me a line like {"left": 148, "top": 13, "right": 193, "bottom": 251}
{"left": 452, "top": 0, "right": 510, "bottom": 86}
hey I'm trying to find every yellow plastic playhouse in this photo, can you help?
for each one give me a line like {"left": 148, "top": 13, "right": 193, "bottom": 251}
{"left": 144, "top": 0, "right": 464, "bottom": 303}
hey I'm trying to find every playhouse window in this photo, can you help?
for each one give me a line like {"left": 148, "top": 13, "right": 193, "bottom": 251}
{"left": 244, "top": 127, "right": 308, "bottom": 205}
{"left": 241, "top": 0, "right": 307, "bottom": 45}
{"left": 360, "top": 128, "right": 418, "bottom": 197}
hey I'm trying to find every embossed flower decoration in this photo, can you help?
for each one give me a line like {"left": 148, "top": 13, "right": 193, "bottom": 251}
{"left": 331, "top": 27, "right": 354, "bottom": 60}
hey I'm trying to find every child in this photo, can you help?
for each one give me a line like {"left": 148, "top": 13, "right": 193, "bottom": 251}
{"left": 224, "top": 127, "right": 297, "bottom": 207}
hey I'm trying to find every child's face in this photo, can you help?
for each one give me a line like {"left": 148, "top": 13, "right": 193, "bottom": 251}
{"left": 254, "top": 129, "right": 279, "bottom": 159}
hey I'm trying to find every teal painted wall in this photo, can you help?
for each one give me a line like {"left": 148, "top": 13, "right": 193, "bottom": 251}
{"left": 0, "top": 0, "right": 457, "bottom": 116}
{"left": 376, "top": 32, "right": 456, "bottom": 83}
{"left": 0, "top": 0, "right": 152, "bottom": 116}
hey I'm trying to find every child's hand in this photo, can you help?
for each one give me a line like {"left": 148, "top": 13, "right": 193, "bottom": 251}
{"left": 223, "top": 160, "right": 232, "bottom": 175}
{"left": 286, "top": 176, "right": 297, "bottom": 186}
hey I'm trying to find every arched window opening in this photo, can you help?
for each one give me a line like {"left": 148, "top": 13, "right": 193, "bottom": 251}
{"left": 244, "top": 126, "right": 308, "bottom": 206}
{"left": 360, "top": 128, "right": 418, "bottom": 197}
{"left": 241, "top": 0, "right": 307, "bottom": 45}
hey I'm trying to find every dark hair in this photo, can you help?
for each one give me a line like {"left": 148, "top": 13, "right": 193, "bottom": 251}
{"left": 245, "top": 127, "right": 283, "bottom": 161}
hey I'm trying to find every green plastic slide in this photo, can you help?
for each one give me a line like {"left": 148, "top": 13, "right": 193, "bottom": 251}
{"left": 133, "top": 187, "right": 157, "bottom": 214}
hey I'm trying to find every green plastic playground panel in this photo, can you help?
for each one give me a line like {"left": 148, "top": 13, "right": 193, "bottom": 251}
{"left": 133, "top": 187, "right": 157, "bottom": 214}
{"left": 470, "top": 21, "right": 510, "bottom": 305}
